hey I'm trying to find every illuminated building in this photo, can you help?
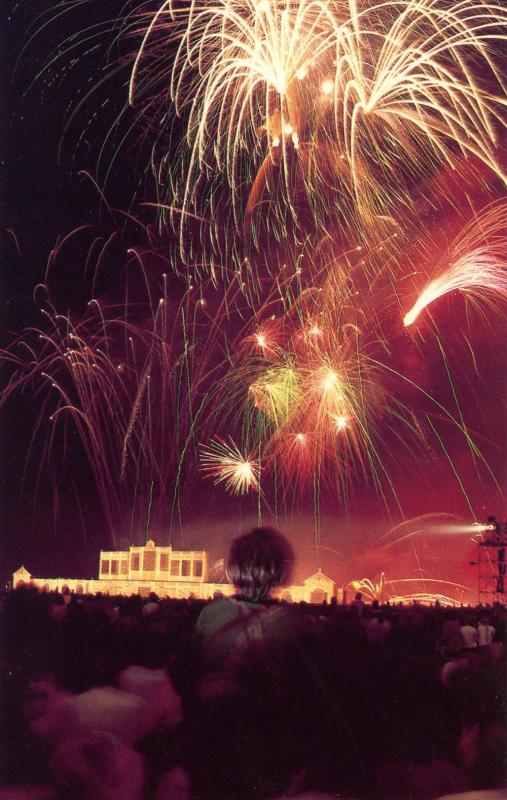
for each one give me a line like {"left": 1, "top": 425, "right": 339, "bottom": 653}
{"left": 12, "top": 539, "right": 341, "bottom": 603}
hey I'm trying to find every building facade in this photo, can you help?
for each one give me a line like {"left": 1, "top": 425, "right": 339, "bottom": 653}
{"left": 12, "top": 539, "right": 342, "bottom": 603}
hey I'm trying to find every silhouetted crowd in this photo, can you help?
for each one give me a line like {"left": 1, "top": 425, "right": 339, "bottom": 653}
{"left": 1, "top": 530, "right": 505, "bottom": 800}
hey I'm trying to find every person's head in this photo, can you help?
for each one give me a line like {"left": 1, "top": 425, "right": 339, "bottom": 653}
{"left": 227, "top": 527, "right": 294, "bottom": 601}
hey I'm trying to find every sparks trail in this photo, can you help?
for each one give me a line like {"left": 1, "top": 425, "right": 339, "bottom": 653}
{"left": 3, "top": 200, "right": 505, "bottom": 527}
{"left": 404, "top": 200, "right": 507, "bottom": 326}
{"left": 197, "top": 223, "right": 504, "bottom": 509}
{"left": 128, "top": 0, "right": 507, "bottom": 266}
{"left": 6, "top": 0, "right": 507, "bottom": 539}
{"left": 0, "top": 215, "right": 230, "bottom": 543}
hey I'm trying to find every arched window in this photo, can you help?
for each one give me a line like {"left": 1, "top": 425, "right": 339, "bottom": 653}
{"left": 76, "top": 584, "right": 84, "bottom": 595}
{"left": 281, "top": 591, "right": 293, "bottom": 603}
{"left": 310, "top": 588, "right": 327, "bottom": 604}
{"left": 61, "top": 584, "right": 70, "bottom": 595}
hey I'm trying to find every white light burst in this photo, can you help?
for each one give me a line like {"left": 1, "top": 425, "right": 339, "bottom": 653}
{"left": 200, "top": 437, "right": 260, "bottom": 494}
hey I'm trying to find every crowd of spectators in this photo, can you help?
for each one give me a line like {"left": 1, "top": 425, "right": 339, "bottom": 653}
{"left": 1, "top": 530, "right": 505, "bottom": 800}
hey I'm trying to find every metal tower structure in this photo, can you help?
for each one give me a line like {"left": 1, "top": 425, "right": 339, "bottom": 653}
{"left": 470, "top": 519, "right": 507, "bottom": 604}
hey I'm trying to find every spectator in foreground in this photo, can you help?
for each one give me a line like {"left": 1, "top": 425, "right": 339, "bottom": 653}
{"left": 460, "top": 615, "right": 479, "bottom": 649}
{"left": 194, "top": 526, "right": 295, "bottom": 698}
{"left": 188, "top": 527, "right": 305, "bottom": 800}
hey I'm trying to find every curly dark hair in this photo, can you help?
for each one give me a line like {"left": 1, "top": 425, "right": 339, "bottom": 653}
{"left": 226, "top": 527, "right": 294, "bottom": 601}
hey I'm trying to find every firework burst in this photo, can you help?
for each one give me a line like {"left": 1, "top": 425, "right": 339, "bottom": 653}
{"left": 200, "top": 437, "right": 261, "bottom": 494}
{"left": 128, "top": 0, "right": 507, "bottom": 263}
{"left": 5, "top": 0, "right": 507, "bottom": 548}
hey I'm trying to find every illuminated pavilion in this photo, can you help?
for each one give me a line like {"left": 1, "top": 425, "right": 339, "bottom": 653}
{"left": 12, "top": 538, "right": 341, "bottom": 603}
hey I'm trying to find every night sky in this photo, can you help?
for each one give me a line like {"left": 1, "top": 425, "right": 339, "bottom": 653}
{"left": 2, "top": 0, "right": 506, "bottom": 597}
